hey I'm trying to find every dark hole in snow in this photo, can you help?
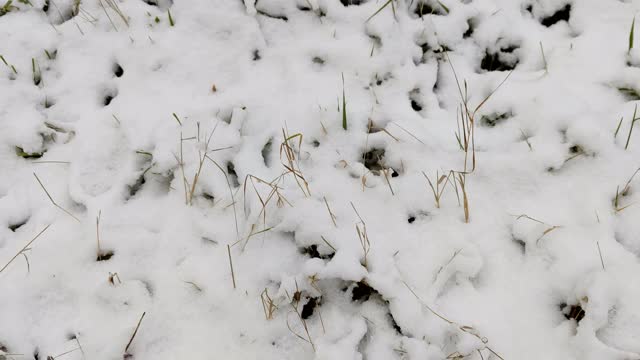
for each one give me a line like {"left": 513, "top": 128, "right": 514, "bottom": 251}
{"left": 433, "top": 45, "right": 451, "bottom": 54}
{"left": 301, "top": 244, "right": 334, "bottom": 260}
{"left": 143, "top": 0, "right": 172, "bottom": 7}
{"left": 312, "top": 56, "right": 325, "bottom": 65}
{"left": 312, "top": 139, "right": 320, "bottom": 147}
{"left": 340, "top": 0, "right": 364, "bottom": 6}
{"left": 252, "top": 49, "right": 261, "bottom": 61}
{"left": 66, "top": 333, "right": 77, "bottom": 341}
{"left": 301, "top": 296, "right": 321, "bottom": 319}
{"left": 407, "top": 216, "right": 416, "bottom": 224}
{"left": 297, "top": 4, "right": 312, "bottom": 11}
{"left": 525, "top": 4, "right": 533, "bottom": 13}
{"left": 541, "top": 4, "right": 571, "bottom": 27}
{"left": 34, "top": 348, "right": 40, "bottom": 360}
{"left": 480, "top": 112, "right": 511, "bottom": 127}
{"left": 8, "top": 217, "right": 28, "bottom": 232}
{"left": 463, "top": 18, "right": 476, "bottom": 38}
{"left": 202, "top": 192, "right": 214, "bottom": 203}
{"left": 512, "top": 236, "right": 526, "bottom": 254}
{"left": 227, "top": 162, "right": 240, "bottom": 187}
{"left": 103, "top": 92, "right": 116, "bottom": 106}
{"left": 411, "top": 99, "right": 423, "bottom": 112}
{"left": 96, "top": 250, "right": 114, "bottom": 262}
{"left": 43, "top": 96, "right": 55, "bottom": 109}
{"left": 0, "top": 341, "right": 8, "bottom": 353}
{"left": 569, "top": 145, "right": 583, "bottom": 154}
{"left": 128, "top": 173, "right": 146, "bottom": 198}
{"left": 351, "top": 281, "right": 380, "bottom": 302}
{"left": 480, "top": 48, "right": 519, "bottom": 72}
{"left": 391, "top": 169, "right": 399, "bottom": 177}
{"left": 362, "top": 148, "right": 385, "bottom": 173}
{"left": 409, "top": 89, "right": 423, "bottom": 112}
{"left": 114, "top": 64, "right": 124, "bottom": 77}
{"left": 43, "top": 0, "right": 49, "bottom": 12}
{"left": 414, "top": 2, "right": 446, "bottom": 17}
{"left": 560, "top": 303, "right": 585, "bottom": 323}
{"left": 367, "top": 120, "right": 384, "bottom": 134}
{"left": 388, "top": 311, "right": 403, "bottom": 334}
{"left": 262, "top": 138, "right": 273, "bottom": 167}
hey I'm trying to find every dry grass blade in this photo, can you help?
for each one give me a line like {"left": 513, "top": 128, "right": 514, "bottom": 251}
{"left": 227, "top": 245, "right": 236, "bottom": 289}
{"left": 355, "top": 223, "right": 370, "bottom": 268}
{"left": 285, "top": 287, "right": 315, "bottom": 351}
{"left": 261, "top": 288, "right": 278, "bottom": 320}
{"left": 382, "top": 167, "right": 395, "bottom": 196}
{"left": 205, "top": 155, "right": 239, "bottom": 243}
{"left": 423, "top": 171, "right": 452, "bottom": 208}
{"left": 366, "top": 0, "right": 395, "bottom": 22}
{"left": 402, "top": 280, "right": 505, "bottom": 359}
{"left": 124, "top": 312, "right": 146, "bottom": 355}
{"left": 320, "top": 235, "right": 337, "bottom": 252}
{"left": 625, "top": 104, "right": 639, "bottom": 150}
{"left": 33, "top": 173, "right": 80, "bottom": 222}
{"left": 390, "top": 122, "right": 425, "bottom": 144}
{"left": 0, "top": 224, "right": 51, "bottom": 275}
{"left": 323, "top": 197, "right": 337, "bottom": 227}
{"left": 456, "top": 173, "right": 470, "bottom": 223}
{"left": 280, "top": 128, "right": 311, "bottom": 197}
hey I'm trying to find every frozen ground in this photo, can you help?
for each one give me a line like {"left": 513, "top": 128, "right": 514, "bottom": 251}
{"left": 1, "top": 0, "right": 640, "bottom": 359}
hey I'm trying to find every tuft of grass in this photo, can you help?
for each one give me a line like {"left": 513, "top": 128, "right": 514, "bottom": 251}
{"left": 614, "top": 167, "right": 640, "bottom": 212}
{"left": 0, "top": 0, "right": 15, "bottom": 16}
{"left": 341, "top": 73, "right": 347, "bottom": 130}
{"left": 630, "top": 17, "right": 636, "bottom": 54}
{"left": 423, "top": 171, "right": 453, "bottom": 208}
{"left": 280, "top": 128, "right": 311, "bottom": 196}
{"left": 447, "top": 52, "right": 512, "bottom": 173}
{"left": 261, "top": 288, "right": 278, "bottom": 320}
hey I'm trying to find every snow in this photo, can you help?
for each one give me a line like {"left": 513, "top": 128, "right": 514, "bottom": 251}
{"left": 1, "top": 0, "right": 640, "bottom": 359}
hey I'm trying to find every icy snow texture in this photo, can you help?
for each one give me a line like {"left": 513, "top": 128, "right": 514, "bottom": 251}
{"left": 1, "top": 0, "right": 640, "bottom": 359}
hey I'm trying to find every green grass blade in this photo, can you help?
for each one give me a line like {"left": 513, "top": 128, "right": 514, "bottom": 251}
{"left": 630, "top": 17, "right": 635, "bottom": 53}
{"left": 366, "top": 0, "right": 392, "bottom": 22}
{"left": 342, "top": 73, "right": 347, "bottom": 130}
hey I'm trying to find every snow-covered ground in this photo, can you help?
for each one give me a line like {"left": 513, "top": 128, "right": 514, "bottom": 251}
{"left": 1, "top": 0, "right": 640, "bottom": 359}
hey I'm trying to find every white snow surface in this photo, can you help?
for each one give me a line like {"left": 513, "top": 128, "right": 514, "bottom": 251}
{"left": 1, "top": 0, "right": 640, "bottom": 359}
